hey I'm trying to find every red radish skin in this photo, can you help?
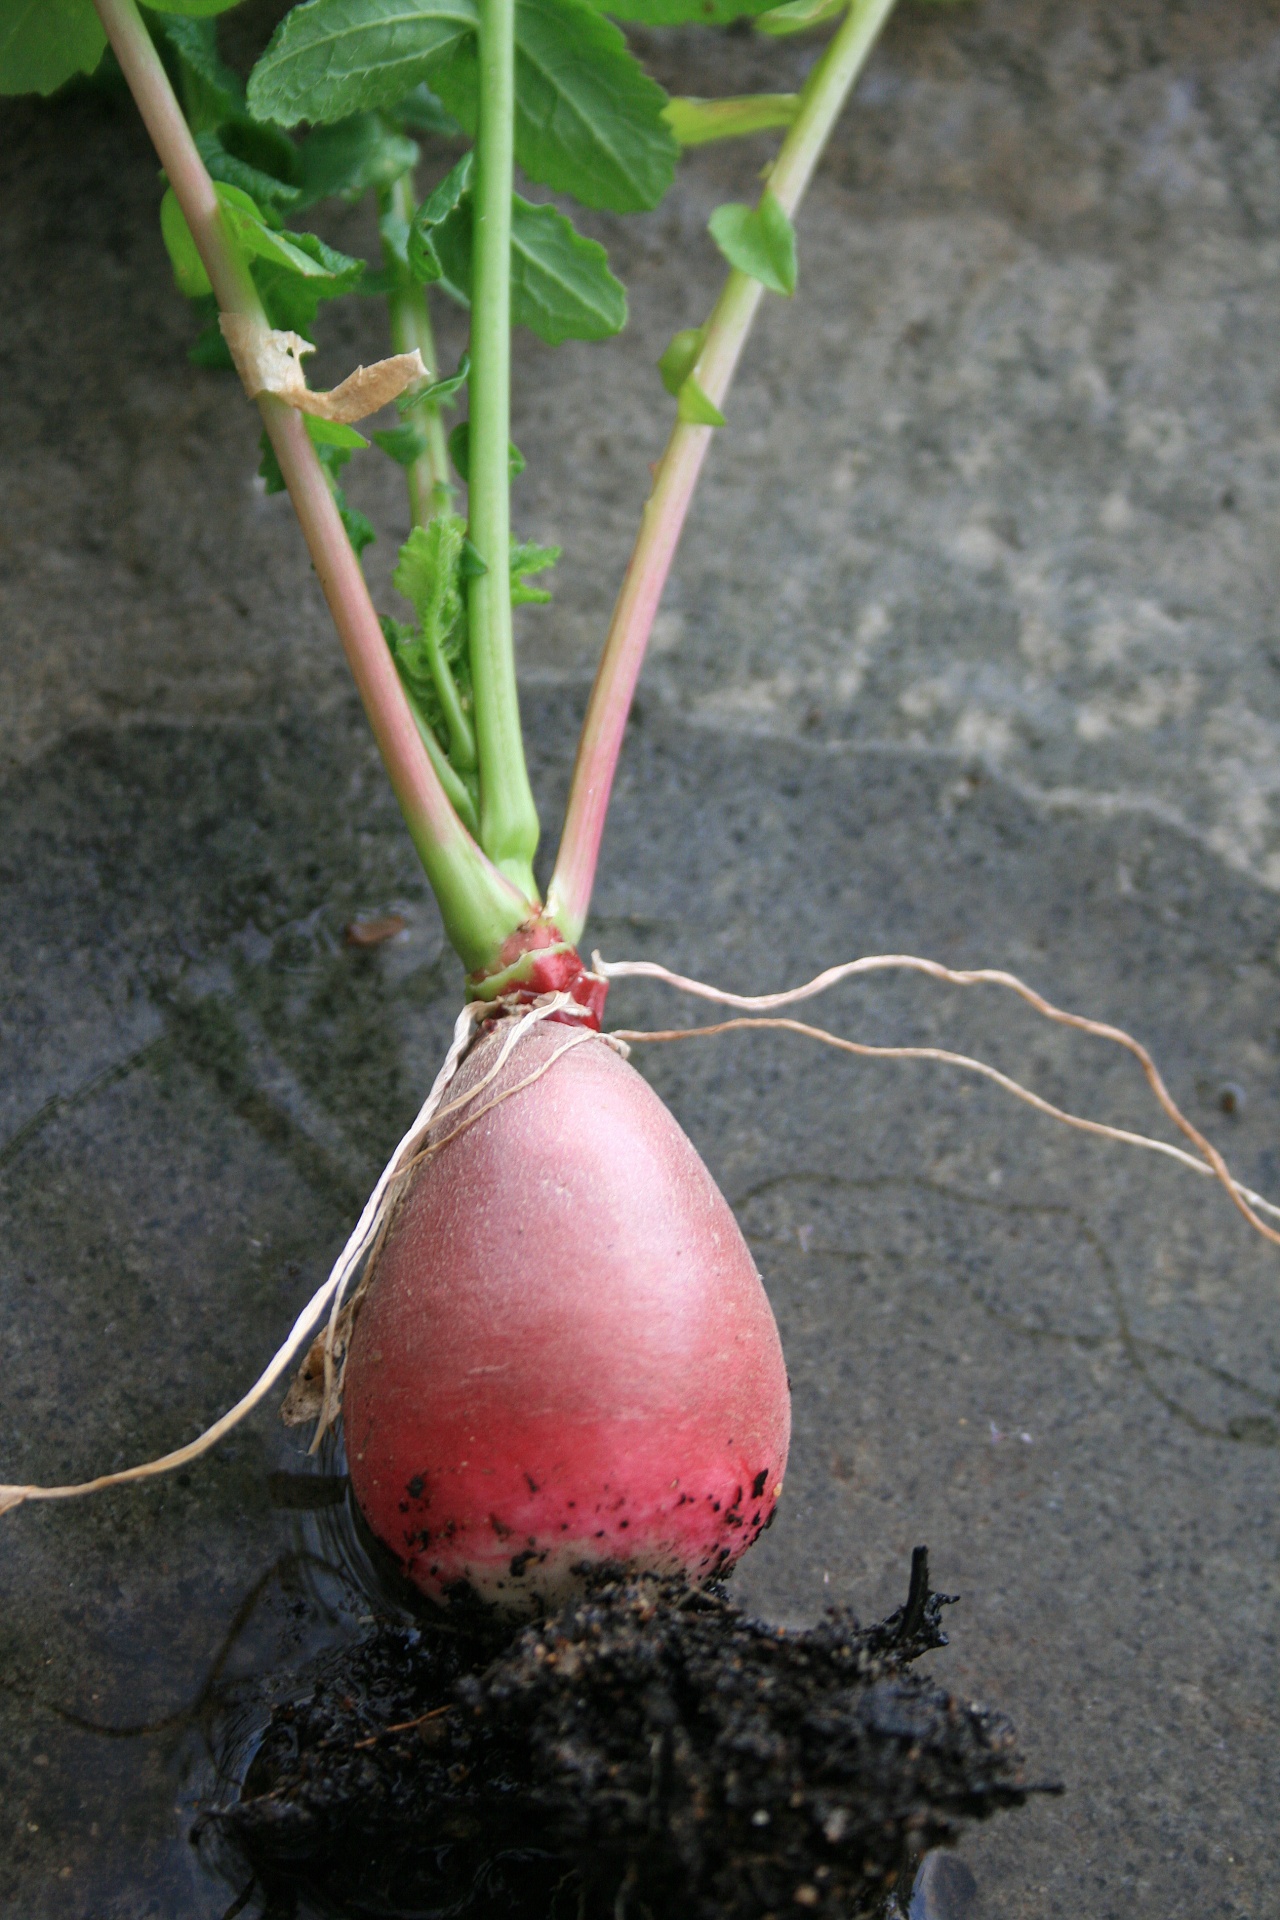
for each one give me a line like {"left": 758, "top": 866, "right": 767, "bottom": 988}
{"left": 344, "top": 1021, "right": 791, "bottom": 1614}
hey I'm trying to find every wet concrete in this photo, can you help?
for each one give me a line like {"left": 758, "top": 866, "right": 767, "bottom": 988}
{"left": 2, "top": 3, "right": 1279, "bottom": 1916}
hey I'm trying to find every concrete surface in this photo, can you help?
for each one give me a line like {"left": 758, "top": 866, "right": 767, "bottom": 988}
{"left": 1, "top": 3, "right": 1278, "bottom": 1915}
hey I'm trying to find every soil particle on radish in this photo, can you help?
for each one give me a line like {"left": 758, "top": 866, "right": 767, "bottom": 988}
{"left": 209, "top": 1553, "right": 1034, "bottom": 1918}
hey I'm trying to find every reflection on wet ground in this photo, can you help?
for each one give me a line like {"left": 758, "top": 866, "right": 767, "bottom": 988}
{"left": 2, "top": 703, "right": 1278, "bottom": 1916}
{"left": 907, "top": 1851, "right": 978, "bottom": 1920}
{"left": 736, "top": 1172, "right": 1280, "bottom": 1450}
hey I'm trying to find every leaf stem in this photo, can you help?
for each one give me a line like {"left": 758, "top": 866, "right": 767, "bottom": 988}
{"left": 92, "top": 0, "right": 533, "bottom": 974}
{"left": 546, "top": 0, "right": 900, "bottom": 943}
{"left": 467, "top": 0, "right": 541, "bottom": 898}
{"left": 382, "top": 171, "right": 454, "bottom": 522}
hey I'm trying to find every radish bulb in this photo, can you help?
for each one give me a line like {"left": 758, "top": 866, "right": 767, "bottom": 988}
{"left": 343, "top": 1018, "right": 791, "bottom": 1614}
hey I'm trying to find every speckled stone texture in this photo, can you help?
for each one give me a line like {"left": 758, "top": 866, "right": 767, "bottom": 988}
{"left": 1, "top": 4, "right": 1278, "bottom": 1916}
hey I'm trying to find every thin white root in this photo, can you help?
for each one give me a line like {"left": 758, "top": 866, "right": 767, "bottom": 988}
{"left": 7, "top": 946, "right": 1271, "bottom": 1520}
{"left": 219, "top": 316, "right": 427, "bottom": 423}
{"left": 595, "top": 951, "right": 1280, "bottom": 1247}
{"left": 0, "top": 993, "right": 597, "bottom": 1516}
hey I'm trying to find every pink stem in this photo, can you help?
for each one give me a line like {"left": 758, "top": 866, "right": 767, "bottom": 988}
{"left": 92, "top": 0, "right": 532, "bottom": 970}
{"left": 544, "top": 318, "right": 754, "bottom": 942}
{"left": 547, "top": 0, "right": 900, "bottom": 944}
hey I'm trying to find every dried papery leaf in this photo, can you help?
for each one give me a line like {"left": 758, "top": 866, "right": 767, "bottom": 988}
{"left": 219, "top": 316, "right": 427, "bottom": 422}
{"left": 281, "top": 1286, "right": 366, "bottom": 1431}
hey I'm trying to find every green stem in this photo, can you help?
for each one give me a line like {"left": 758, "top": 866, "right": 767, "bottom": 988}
{"left": 92, "top": 0, "right": 534, "bottom": 974}
{"left": 382, "top": 172, "right": 454, "bottom": 522}
{"left": 425, "top": 624, "right": 478, "bottom": 771}
{"left": 409, "top": 704, "right": 480, "bottom": 836}
{"left": 547, "top": 0, "right": 899, "bottom": 943}
{"left": 664, "top": 94, "right": 801, "bottom": 148}
{"left": 467, "top": 0, "right": 541, "bottom": 897}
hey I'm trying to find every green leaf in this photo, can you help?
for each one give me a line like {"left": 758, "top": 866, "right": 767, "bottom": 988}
{"left": 398, "top": 350, "right": 469, "bottom": 412}
{"left": 509, "top": 197, "right": 626, "bottom": 343}
{"left": 0, "top": 0, "right": 106, "bottom": 97}
{"left": 510, "top": 538, "right": 560, "bottom": 606}
{"left": 580, "top": 0, "right": 779, "bottom": 21}
{"left": 219, "top": 183, "right": 358, "bottom": 277}
{"left": 215, "top": 114, "right": 304, "bottom": 187}
{"left": 247, "top": 0, "right": 478, "bottom": 127}
{"left": 579, "top": 0, "right": 771, "bottom": 18}
{"left": 420, "top": 148, "right": 474, "bottom": 223}
{"left": 257, "top": 431, "right": 287, "bottom": 494}
{"left": 297, "top": 114, "right": 420, "bottom": 205}
{"left": 334, "top": 488, "right": 377, "bottom": 555}
{"left": 393, "top": 79, "right": 459, "bottom": 133}
{"left": 755, "top": 0, "right": 844, "bottom": 33}
{"left": 395, "top": 515, "right": 466, "bottom": 635}
{"left": 196, "top": 128, "right": 304, "bottom": 219}
{"left": 164, "top": 181, "right": 365, "bottom": 326}
{"left": 658, "top": 324, "right": 705, "bottom": 397}
{"left": 306, "top": 416, "right": 370, "bottom": 450}
{"left": 151, "top": 14, "right": 243, "bottom": 129}
{"left": 663, "top": 92, "right": 799, "bottom": 146}
{"left": 708, "top": 189, "right": 797, "bottom": 295}
{"left": 392, "top": 517, "right": 477, "bottom": 776}
{"left": 148, "top": 0, "right": 249, "bottom": 15}
{"left": 406, "top": 149, "right": 473, "bottom": 286}
{"left": 188, "top": 297, "right": 235, "bottom": 367}
{"left": 371, "top": 422, "right": 429, "bottom": 465}
{"left": 676, "top": 374, "right": 725, "bottom": 426}
{"left": 430, "top": 0, "right": 677, "bottom": 214}
{"left": 447, "top": 422, "right": 525, "bottom": 484}
{"left": 161, "top": 185, "right": 212, "bottom": 297}
{"left": 225, "top": 186, "right": 367, "bottom": 328}
{"left": 426, "top": 188, "right": 625, "bottom": 345}
{"left": 258, "top": 416, "right": 370, "bottom": 495}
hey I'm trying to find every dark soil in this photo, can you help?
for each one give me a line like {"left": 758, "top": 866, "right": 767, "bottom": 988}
{"left": 207, "top": 1552, "right": 1035, "bottom": 1919}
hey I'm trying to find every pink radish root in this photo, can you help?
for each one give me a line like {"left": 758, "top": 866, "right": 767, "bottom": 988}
{"left": 344, "top": 1019, "right": 791, "bottom": 1613}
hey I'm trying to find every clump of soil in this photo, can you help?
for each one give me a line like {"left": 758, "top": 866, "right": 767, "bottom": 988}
{"left": 209, "top": 1551, "right": 1033, "bottom": 1919}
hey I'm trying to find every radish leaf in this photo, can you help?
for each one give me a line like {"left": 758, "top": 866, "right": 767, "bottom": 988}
{"left": 161, "top": 181, "right": 365, "bottom": 327}
{"left": 394, "top": 78, "right": 460, "bottom": 131}
{"left": 296, "top": 115, "right": 420, "bottom": 204}
{"left": 585, "top": 0, "right": 779, "bottom": 20}
{"left": 664, "top": 92, "right": 799, "bottom": 146}
{"left": 149, "top": 0, "right": 249, "bottom": 14}
{"left": 755, "top": 0, "right": 845, "bottom": 33}
{"left": 259, "top": 416, "right": 374, "bottom": 559}
{"left": 430, "top": 0, "right": 676, "bottom": 213}
{"left": 196, "top": 129, "right": 304, "bottom": 218}
{"left": 372, "top": 422, "right": 430, "bottom": 464}
{"left": 423, "top": 189, "right": 626, "bottom": 344}
{"left": 247, "top": 0, "right": 479, "bottom": 127}
{"left": 394, "top": 515, "right": 467, "bottom": 644}
{"left": 447, "top": 422, "right": 525, "bottom": 482}
{"left": 510, "top": 538, "right": 560, "bottom": 605}
{"left": 152, "top": 15, "right": 244, "bottom": 128}
{"left": 509, "top": 198, "right": 626, "bottom": 342}
{"left": 0, "top": 0, "right": 105, "bottom": 95}
{"left": 306, "top": 416, "right": 371, "bottom": 448}
{"left": 398, "top": 352, "right": 470, "bottom": 411}
{"left": 708, "top": 190, "right": 797, "bottom": 295}
{"left": 676, "top": 374, "right": 725, "bottom": 426}
{"left": 161, "top": 186, "right": 213, "bottom": 296}
{"left": 658, "top": 324, "right": 705, "bottom": 396}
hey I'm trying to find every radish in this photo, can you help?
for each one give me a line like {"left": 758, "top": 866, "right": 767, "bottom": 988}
{"left": 8, "top": 0, "right": 1272, "bottom": 1606}
{"left": 0, "top": 0, "right": 891, "bottom": 1592}
{"left": 344, "top": 1018, "right": 790, "bottom": 1610}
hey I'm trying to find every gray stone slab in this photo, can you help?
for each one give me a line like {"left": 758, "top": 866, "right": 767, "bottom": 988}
{"left": 2, "top": 3, "right": 1278, "bottom": 1916}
